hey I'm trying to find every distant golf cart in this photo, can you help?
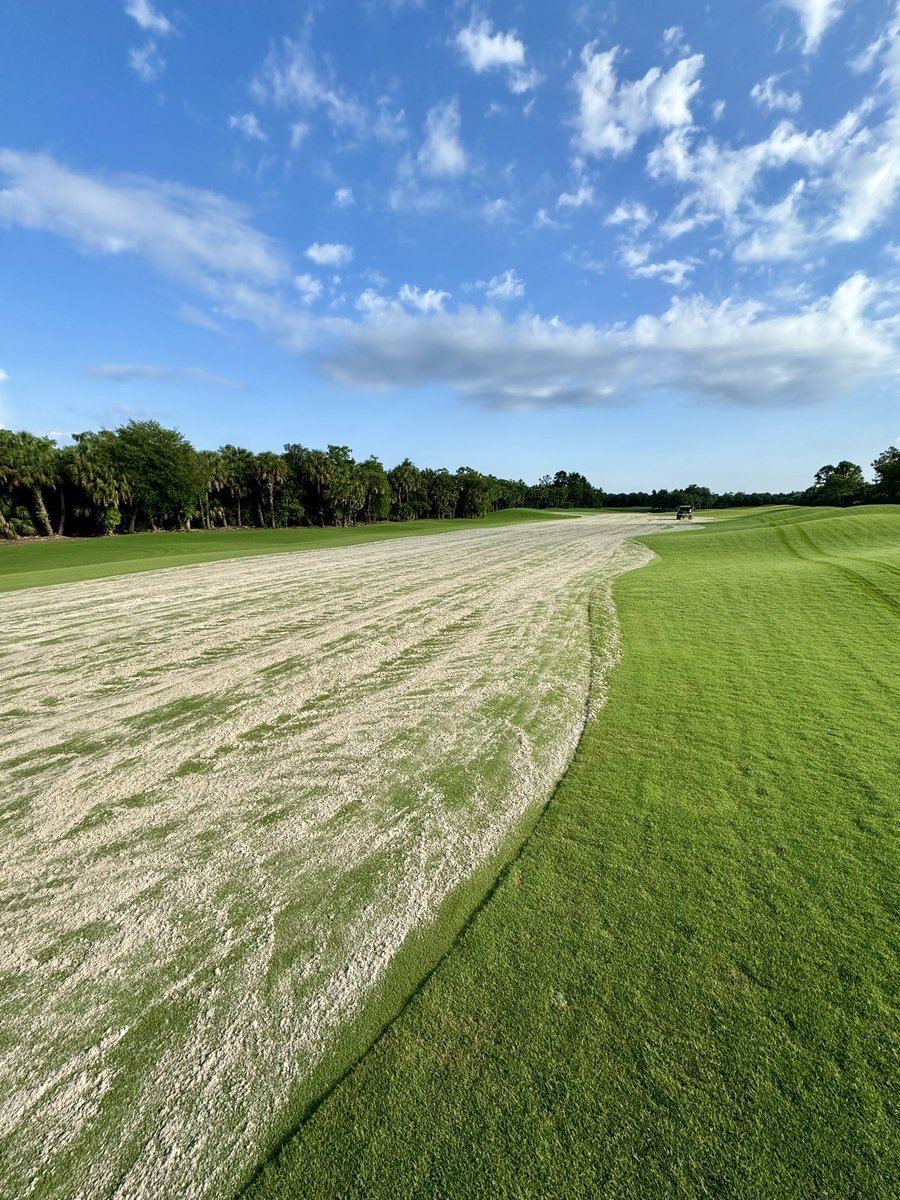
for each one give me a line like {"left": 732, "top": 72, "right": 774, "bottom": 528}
{"left": 675, "top": 505, "right": 694, "bottom": 520}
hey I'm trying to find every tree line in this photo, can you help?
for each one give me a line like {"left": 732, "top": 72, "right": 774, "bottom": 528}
{"left": 0, "top": 421, "right": 897, "bottom": 540}
{"left": 604, "top": 454, "right": 899, "bottom": 512}
{"left": 0, "top": 421, "right": 529, "bottom": 539}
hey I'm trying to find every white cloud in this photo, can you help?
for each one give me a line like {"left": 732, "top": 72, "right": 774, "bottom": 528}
{"left": 319, "top": 275, "right": 899, "bottom": 410}
{"left": 535, "top": 207, "right": 559, "bottom": 228}
{"left": 712, "top": 99, "right": 727, "bottom": 121}
{"left": 398, "top": 284, "right": 450, "bottom": 312}
{"left": 124, "top": 0, "right": 172, "bottom": 82}
{"left": 482, "top": 197, "right": 511, "bottom": 221}
{"left": 90, "top": 364, "right": 244, "bottom": 389}
{"left": 574, "top": 45, "right": 704, "bottom": 157}
{"left": 751, "top": 76, "right": 802, "bottom": 114}
{"left": 251, "top": 39, "right": 364, "bottom": 129}
{"left": 250, "top": 38, "right": 406, "bottom": 144}
{"left": 306, "top": 242, "right": 353, "bottom": 267}
{"left": 124, "top": 0, "right": 172, "bottom": 36}
{"left": 649, "top": 105, "right": 879, "bottom": 250}
{"left": 606, "top": 201, "right": 655, "bottom": 231}
{"left": 0, "top": 369, "right": 8, "bottom": 384}
{"left": 0, "top": 150, "right": 315, "bottom": 350}
{"left": 557, "top": 184, "right": 595, "bottom": 208}
{"left": 290, "top": 122, "right": 310, "bottom": 151}
{"left": 734, "top": 180, "right": 810, "bottom": 261}
{"left": 176, "top": 304, "right": 230, "bottom": 336}
{"left": 128, "top": 41, "right": 165, "bottom": 83}
{"left": 294, "top": 272, "right": 323, "bottom": 304}
{"left": 457, "top": 19, "right": 524, "bottom": 71}
{"left": 620, "top": 244, "right": 697, "bottom": 286}
{"left": 456, "top": 18, "right": 537, "bottom": 93}
{"left": 355, "top": 288, "right": 390, "bottom": 314}
{"left": 780, "top": 0, "right": 846, "bottom": 54}
{"left": 0, "top": 150, "right": 287, "bottom": 288}
{"left": 228, "top": 113, "right": 268, "bottom": 142}
{"left": 477, "top": 269, "right": 526, "bottom": 301}
{"left": 334, "top": 186, "right": 355, "bottom": 207}
{"left": 662, "top": 26, "right": 691, "bottom": 55}
{"left": 418, "top": 98, "right": 467, "bottom": 176}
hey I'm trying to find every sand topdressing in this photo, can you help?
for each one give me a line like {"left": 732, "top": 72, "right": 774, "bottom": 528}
{"left": 0, "top": 514, "right": 661, "bottom": 1199}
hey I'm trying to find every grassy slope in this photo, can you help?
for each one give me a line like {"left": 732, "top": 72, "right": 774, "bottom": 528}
{"left": 244, "top": 505, "right": 899, "bottom": 1200}
{"left": 0, "top": 508, "right": 566, "bottom": 593}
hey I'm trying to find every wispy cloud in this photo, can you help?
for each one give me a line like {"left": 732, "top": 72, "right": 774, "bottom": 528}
{"left": 0, "top": 150, "right": 287, "bottom": 287}
{"left": 779, "top": 0, "right": 846, "bottom": 55}
{"left": 475, "top": 269, "right": 525, "bottom": 301}
{"left": 418, "top": 98, "right": 467, "bottom": 176}
{"left": 606, "top": 201, "right": 655, "bottom": 231}
{"left": 250, "top": 37, "right": 405, "bottom": 144}
{"left": 124, "top": 1, "right": 172, "bottom": 37}
{"left": 751, "top": 75, "right": 802, "bottom": 114}
{"left": 90, "top": 364, "right": 246, "bottom": 389}
{"left": 294, "top": 272, "right": 323, "bottom": 304}
{"left": 124, "top": 0, "right": 173, "bottom": 85}
{"left": 557, "top": 184, "right": 595, "bottom": 209}
{"left": 0, "top": 149, "right": 315, "bottom": 350}
{"left": 128, "top": 41, "right": 166, "bottom": 83}
{"left": 228, "top": 113, "right": 268, "bottom": 142}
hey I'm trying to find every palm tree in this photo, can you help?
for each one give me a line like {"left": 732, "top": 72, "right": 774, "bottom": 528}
{"left": 252, "top": 452, "right": 288, "bottom": 529}
{"left": 7, "top": 432, "right": 59, "bottom": 537}
{"left": 67, "top": 432, "right": 131, "bottom": 534}
{"left": 0, "top": 430, "right": 19, "bottom": 539}
{"left": 302, "top": 449, "right": 332, "bottom": 525}
{"left": 197, "top": 451, "right": 228, "bottom": 529}
{"left": 220, "top": 445, "right": 254, "bottom": 527}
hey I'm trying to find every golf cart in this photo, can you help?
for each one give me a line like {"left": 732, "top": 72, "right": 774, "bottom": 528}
{"left": 675, "top": 505, "right": 693, "bottom": 520}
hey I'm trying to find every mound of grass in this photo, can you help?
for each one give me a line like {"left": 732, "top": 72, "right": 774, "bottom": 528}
{"left": 0, "top": 508, "right": 568, "bottom": 593}
{"left": 243, "top": 505, "right": 899, "bottom": 1200}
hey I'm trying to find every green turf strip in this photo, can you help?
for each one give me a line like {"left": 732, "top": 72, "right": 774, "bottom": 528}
{"left": 242, "top": 505, "right": 900, "bottom": 1200}
{"left": 0, "top": 508, "right": 567, "bottom": 593}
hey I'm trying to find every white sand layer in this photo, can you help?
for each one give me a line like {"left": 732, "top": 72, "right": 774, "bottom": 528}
{"left": 0, "top": 514, "right": 660, "bottom": 1199}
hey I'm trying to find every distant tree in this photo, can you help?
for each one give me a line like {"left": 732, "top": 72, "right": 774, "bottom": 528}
{"left": 252, "top": 451, "right": 288, "bottom": 528}
{"left": 811, "top": 461, "right": 866, "bottom": 506}
{"left": 422, "top": 467, "right": 459, "bottom": 518}
{"left": 65, "top": 430, "right": 132, "bottom": 534}
{"left": 0, "top": 431, "right": 19, "bottom": 539}
{"left": 0, "top": 431, "right": 59, "bottom": 537}
{"left": 872, "top": 445, "right": 900, "bottom": 503}
{"left": 389, "top": 458, "right": 424, "bottom": 521}
{"left": 358, "top": 456, "right": 391, "bottom": 523}
{"left": 111, "top": 420, "right": 200, "bottom": 532}
{"left": 196, "top": 451, "right": 229, "bottom": 529}
{"left": 220, "top": 445, "right": 254, "bottom": 527}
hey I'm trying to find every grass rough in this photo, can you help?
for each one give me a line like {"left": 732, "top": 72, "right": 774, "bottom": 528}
{"left": 0, "top": 509, "right": 567, "bottom": 593}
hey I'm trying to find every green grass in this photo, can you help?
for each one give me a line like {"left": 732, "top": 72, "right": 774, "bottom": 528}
{"left": 0, "top": 508, "right": 568, "bottom": 592}
{"left": 242, "top": 504, "right": 900, "bottom": 1200}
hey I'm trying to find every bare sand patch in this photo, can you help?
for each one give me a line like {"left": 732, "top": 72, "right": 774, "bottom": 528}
{"left": 0, "top": 514, "right": 661, "bottom": 1199}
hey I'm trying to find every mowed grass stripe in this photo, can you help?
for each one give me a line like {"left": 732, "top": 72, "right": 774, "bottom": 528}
{"left": 244, "top": 505, "right": 900, "bottom": 1200}
{"left": 0, "top": 508, "right": 568, "bottom": 593}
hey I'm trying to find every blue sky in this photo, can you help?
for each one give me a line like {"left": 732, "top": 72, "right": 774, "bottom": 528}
{"left": 1, "top": 0, "right": 898, "bottom": 491}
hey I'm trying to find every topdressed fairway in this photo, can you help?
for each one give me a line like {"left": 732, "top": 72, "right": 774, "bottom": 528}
{"left": 244, "top": 505, "right": 900, "bottom": 1200}
{"left": 0, "top": 512, "right": 663, "bottom": 1200}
